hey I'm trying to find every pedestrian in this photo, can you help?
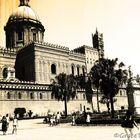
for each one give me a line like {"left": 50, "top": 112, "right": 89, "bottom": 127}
{"left": 121, "top": 110, "right": 139, "bottom": 140}
{"left": 12, "top": 116, "right": 18, "bottom": 134}
{"left": 56, "top": 112, "right": 61, "bottom": 125}
{"left": 86, "top": 113, "right": 91, "bottom": 126}
{"left": 50, "top": 114, "right": 55, "bottom": 126}
{"left": 6, "top": 114, "right": 10, "bottom": 128}
{"left": 1, "top": 116, "right": 8, "bottom": 135}
{"left": 71, "top": 114, "right": 76, "bottom": 126}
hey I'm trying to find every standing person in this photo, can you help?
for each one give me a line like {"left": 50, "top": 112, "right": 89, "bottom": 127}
{"left": 12, "top": 116, "right": 18, "bottom": 134}
{"left": 50, "top": 114, "right": 55, "bottom": 126}
{"left": 86, "top": 113, "right": 91, "bottom": 126}
{"left": 121, "top": 110, "right": 139, "bottom": 140}
{"left": 56, "top": 112, "right": 61, "bottom": 125}
{"left": 6, "top": 114, "right": 10, "bottom": 128}
{"left": 1, "top": 116, "right": 8, "bottom": 135}
{"left": 71, "top": 114, "right": 76, "bottom": 126}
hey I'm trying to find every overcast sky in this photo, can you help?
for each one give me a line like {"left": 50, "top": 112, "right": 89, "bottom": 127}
{"left": 0, "top": 0, "right": 140, "bottom": 75}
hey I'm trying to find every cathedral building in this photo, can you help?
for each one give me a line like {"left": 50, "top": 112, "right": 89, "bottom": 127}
{"left": 0, "top": 0, "right": 127, "bottom": 116}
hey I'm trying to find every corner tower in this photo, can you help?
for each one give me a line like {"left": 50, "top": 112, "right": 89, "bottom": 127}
{"left": 4, "top": 0, "right": 45, "bottom": 48}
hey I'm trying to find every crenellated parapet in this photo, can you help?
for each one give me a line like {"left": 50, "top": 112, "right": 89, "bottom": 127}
{"left": 0, "top": 46, "right": 18, "bottom": 55}
{"left": 73, "top": 45, "right": 98, "bottom": 53}
{"left": 34, "top": 41, "right": 69, "bottom": 51}
{"left": 0, "top": 80, "right": 51, "bottom": 91}
{"left": 69, "top": 50, "right": 85, "bottom": 57}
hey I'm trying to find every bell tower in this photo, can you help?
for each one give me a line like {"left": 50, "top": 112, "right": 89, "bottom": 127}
{"left": 92, "top": 28, "right": 104, "bottom": 58}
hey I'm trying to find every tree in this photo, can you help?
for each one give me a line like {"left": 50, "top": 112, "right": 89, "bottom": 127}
{"left": 75, "top": 74, "right": 94, "bottom": 112}
{"left": 91, "top": 58, "right": 128, "bottom": 118}
{"left": 90, "top": 63, "right": 102, "bottom": 112}
{"left": 51, "top": 73, "right": 77, "bottom": 117}
{"left": 14, "top": 107, "right": 26, "bottom": 118}
{"left": 99, "top": 95, "right": 117, "bottom": 113}
{"left": 85, "top": 76, "right": 94, "bottom": 112}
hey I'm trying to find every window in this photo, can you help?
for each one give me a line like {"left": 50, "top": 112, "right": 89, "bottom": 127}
{"left": 7, "top": 92, "right": 11, "bottom": 99}
{"left": 40, "top": 93, "right": 43, "bottom": 99}
{"left": 82, "top": 68, "right": 85, "bottom": 76}
{"left": 90, "top": 58, "right": 92, "bottom": 64}
{"left": 3, "top": 68, "right": 8, "bottom": 79}
{"left": 75, "top": 95, "right": 78, "bottom": 100}
{"left": 83, "top": 94, "right": 86, "bottom": 100}
{"left": 18, "top": 92, "right": 22, "bottom": 99}
{"left": 33, "top": 33, "right": 36, "bottom": 41}
{"left": 51, "top": 64, "right": 56, "bottom": 74}
{"left": 11, "top": 71, "right": 14, "bottom": 77}
{"left": 120, "top": 90, "right": 122, "bottom": 96}
{"left": 18, "top": 31, "right": 22, "bottom": 40}
{"left": 87, "top": 58, "right": 89, "bottom": 63}
{"left": 51, "top": 94, "right": 53, "bottom": 99}
{"left": 77, "top": 67, "right": 80, "bottom": 76}
{"left": 30, "top": 93, "right": 34, "bottom": 99}
{"left": 71, "top": 65, "right": 74, "bottom": 75}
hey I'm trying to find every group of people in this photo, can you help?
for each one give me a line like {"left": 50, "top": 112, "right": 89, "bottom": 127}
{"left": 49, "top": 112, "right": 61, "bottom": 126}
{"left": 1, "top": 114, "right": 18, "bottom": 135}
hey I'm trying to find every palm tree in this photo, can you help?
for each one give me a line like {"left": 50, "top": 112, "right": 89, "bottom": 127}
{"left": 91, "top": 58, "right": 128, "bottom": 118}
{"left": 90, "top": 63, "right": 102, "bottom": 112}
{"left": 99, "top": 95, "right": 117, "bottom": 113}
{"left": 101, "top": 58, "right": 128, "bottom": 118}
{"left": 51, "top": 73, "right": 77, "bottom": 117}
{"left": 75, "top": 74, "right": 94, "bottom": 112}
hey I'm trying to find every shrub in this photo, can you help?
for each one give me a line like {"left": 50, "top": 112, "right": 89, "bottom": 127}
{"left": 14, "top": 107, "right": 26, "bottom": 118}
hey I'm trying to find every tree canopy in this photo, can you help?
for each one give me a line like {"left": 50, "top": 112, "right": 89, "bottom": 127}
{"left": 90, "top": 58, "right": 128, "bottom": 118}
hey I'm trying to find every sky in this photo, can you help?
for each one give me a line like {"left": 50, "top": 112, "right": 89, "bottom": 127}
{"left": 0, "top": 0, "right": 140, "bottom": 75}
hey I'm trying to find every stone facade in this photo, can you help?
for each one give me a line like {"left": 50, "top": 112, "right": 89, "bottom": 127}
{"left": 0, "top": 81, "right": 90, "bottom": 116}
{"left": 0, "top": 0, "right": 128, "bottom": 116}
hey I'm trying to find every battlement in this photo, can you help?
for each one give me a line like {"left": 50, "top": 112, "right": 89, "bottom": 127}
{"left": 34, "top": 41, "right": 69, "bottom": 51}
{"left": 75, "top": 45, "right": 97, "bottom": 51}
{"left": 69, "top": 50, "right": 85, "bottom": 57}
{"left": 0, "top": 46, "right": 17, "bottom": 54}
{"left": 0, "top": 79, "right": 50, "bottom": 91}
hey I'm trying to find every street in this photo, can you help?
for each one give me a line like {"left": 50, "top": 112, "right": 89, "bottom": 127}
{"left": 0, "top": 119, "right": 140, "bottom": 140}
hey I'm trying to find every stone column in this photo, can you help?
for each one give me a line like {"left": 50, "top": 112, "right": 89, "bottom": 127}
{"left": 127, "top": 78, "right": 140, "bottom": 114}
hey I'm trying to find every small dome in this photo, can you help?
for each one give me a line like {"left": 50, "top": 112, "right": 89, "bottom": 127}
{"left": 8, "top": 6, "right": 41, "bottom": 24}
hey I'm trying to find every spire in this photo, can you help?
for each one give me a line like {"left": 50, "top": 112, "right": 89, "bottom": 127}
{"left": 19, "top": 0, "right": 30, "bottom": 7}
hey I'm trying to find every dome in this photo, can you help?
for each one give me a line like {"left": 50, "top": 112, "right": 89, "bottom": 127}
{"left": 8, "top": 6, "right": 41, "bottom": 24}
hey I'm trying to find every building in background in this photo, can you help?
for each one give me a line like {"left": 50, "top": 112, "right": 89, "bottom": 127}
{"left": 0, "top": 0, "right": 127, "bottom": 116}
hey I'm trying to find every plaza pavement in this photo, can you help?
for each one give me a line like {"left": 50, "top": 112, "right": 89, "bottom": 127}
{"left": 0, "top": 119, "right": 140, "bottom": 140}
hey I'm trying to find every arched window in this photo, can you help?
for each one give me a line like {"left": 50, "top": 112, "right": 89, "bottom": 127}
{"left": 18, "top": 92, "right": 22, "bottom": 99}
{"left": 51, "top": 94, "right": 53, "bottom": 99}
{"left": 82, "top": 67, "right": 85, "bottom": 76}
{"left": 33, "top": 33, "right": 36, "bottom": 41}
{"left": 3, "top": 68, "right": 8, "bottom": 79}
{"left": 77, "top": 67, "right": 80, "bottom": 76}
{"left": 51, "top": 64, "right": 56, "bottom": 74}
{"left": 40, "top": 93, "right": 43, "bottom": 99}
{"left": 30, "top": 93, "right": 34, "bottom": 99}
{"left": 120, "top": 90, "right": 122, "bottom": 96}
{"left": 7, "top": 92, "right": 11, "bottom": 99}
{"left": 71, "top": 65, "right": 74, "bottom": 75}
{"left": 83, "top": 94, "right": 86, "bottom": 100}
